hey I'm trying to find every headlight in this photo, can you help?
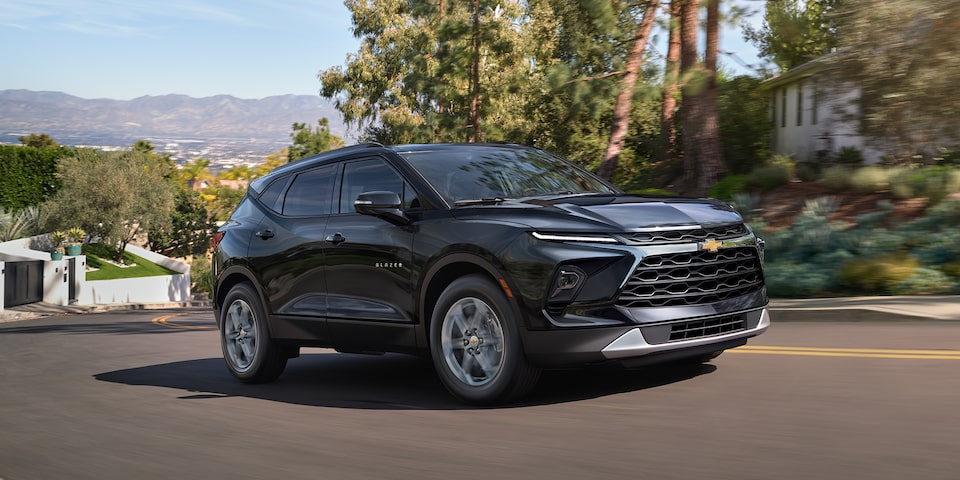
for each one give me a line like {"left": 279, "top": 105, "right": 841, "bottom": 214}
{"left": 531, "top": 232, "right": 620, "bottom": 244}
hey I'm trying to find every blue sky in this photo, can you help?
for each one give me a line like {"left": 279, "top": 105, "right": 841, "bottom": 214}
{"left": 0, "top": 0, "right": 763, "bottom": 101}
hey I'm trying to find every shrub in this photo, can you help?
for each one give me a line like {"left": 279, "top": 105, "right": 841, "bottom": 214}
{"left": 890, "top": 166, "right": 958, "bottom": 202}
{"left": 626, "top": 188, "right": 676, "bottom": 196}
{"left": 748, "top": 165, "right": 791, "bottom": 191}
{"left": 190, "top": 255, "right": 213, "bottom": 295}
{"left": 821, "top": 165, "right": 854, "bottom": 191}
{"left": 836, "top": 146, "right": 864, "bottom": 164}
{"left": 795, "top": 163, "right": 820, "bottom": 182}
{"left": 764, "top": 262, "right": 834, "bottom": 297}
{"left": 766, "top": 154, "right": 797, "bottom": 178}
{"left": 893, "top": 268, "right": 955, "bottom": 295}
{"left": 849, "top": 166, "right": 892, "bottom": 193}
{"left": 707, "top": 175, "right": 749, "bottom": 201}
{"left": 943, "top": 261, "right": 960, "bottom": 278}
{"left": 838, "top": 255, "right": 919, "bottom": 294}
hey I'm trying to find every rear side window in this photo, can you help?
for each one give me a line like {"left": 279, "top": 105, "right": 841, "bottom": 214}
{"left": 282, "top": 165, "right": 337, "bottom": 216}
{"left": 257, "top": 176, "right": 290, "bottom": 213}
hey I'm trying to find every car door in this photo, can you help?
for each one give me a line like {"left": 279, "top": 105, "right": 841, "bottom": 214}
{"left": 323, "top": 156, "right": 419, "bottom": 351}
{"left": 246, "top": 163, "right": 338, "bottom": 342}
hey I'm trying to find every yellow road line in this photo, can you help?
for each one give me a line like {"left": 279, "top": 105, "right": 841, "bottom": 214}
{"left": 151, "top": 313, "right": 217, "bottom": 331}
{"left": 731, "top": 345, "right": 960, "bottom": 360}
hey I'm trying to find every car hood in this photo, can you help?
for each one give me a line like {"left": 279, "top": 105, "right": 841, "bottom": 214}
{"left": 519, "top": 194, "right": 743, "bottom": 230}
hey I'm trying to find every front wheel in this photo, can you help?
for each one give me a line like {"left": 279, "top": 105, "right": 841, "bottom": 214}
{"left": 429, "top": 275, "right": 540, "bottom": 405}
{"left": 220, "top": 282, "right": 287, "bottom": 383}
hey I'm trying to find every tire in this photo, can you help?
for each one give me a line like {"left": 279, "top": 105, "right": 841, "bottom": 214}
{"left": 429, "top": 274, "right": 540, "bottom": 405}
{"left": 220, "top": 282, "right": 287, "bottom": 383}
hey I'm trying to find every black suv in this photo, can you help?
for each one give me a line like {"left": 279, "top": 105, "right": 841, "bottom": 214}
{"left": 212, "top": 143, "right": 769, "bottom": 404}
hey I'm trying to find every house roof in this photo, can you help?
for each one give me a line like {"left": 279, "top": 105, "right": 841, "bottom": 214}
{"left": 761, "top": 51, "right": 838, "bottom": 89}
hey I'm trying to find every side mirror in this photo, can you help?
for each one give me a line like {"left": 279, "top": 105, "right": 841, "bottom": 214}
{"left": 355, "top": 191, "right": 409, "bottom": 225}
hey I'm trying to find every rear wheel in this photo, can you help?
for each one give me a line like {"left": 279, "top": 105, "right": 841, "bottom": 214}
{"left": 220, "top": 282, "right": 287, "bottom": 383}
{"left": 430, "top": 275, "right": 540, "bottom": 405}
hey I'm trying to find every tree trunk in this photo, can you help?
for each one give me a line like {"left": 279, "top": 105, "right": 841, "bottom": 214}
{"left": 679, "top": 0, "right": 701, "bottom": 194}
{"left": 660, "top": 0, "right": 682, "bottom": 161}
{"left": 597, "top": 0, "right": 660, "bottom": 181}
{"left": 698, "top": 0, "right": 726, "bottom": 194}
{"left": 467, "top": 0, "right": 481, "bottom": 142}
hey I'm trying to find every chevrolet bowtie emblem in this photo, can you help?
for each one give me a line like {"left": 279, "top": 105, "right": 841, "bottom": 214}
{"left": 702, "top": 238, "right": 723, "bottom": 253}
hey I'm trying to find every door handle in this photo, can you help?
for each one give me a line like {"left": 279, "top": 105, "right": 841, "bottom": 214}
{"left": 325, "top": 232, "right": 346, "bottom": 245}
{"left": 256, "top": 229, "right": 275, "bottom": 239}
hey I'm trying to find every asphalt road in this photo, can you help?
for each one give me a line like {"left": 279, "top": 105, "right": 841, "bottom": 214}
{"left": 1, "top": 308, "right": 958, "bottom": 480}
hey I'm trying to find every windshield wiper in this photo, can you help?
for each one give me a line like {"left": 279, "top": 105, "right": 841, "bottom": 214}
{"left": 454, "top": 197, "right": 507, "bottom": 206}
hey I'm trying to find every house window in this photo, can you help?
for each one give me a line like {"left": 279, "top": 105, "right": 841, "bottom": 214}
{"left": 796, "top": 82, "right": 803, "bottom": 127}
{"left": 812, "top": 79, "right": 819, "bottom": 125}
{"left": 781, "top": 88, "right": 787, "bottom": 128}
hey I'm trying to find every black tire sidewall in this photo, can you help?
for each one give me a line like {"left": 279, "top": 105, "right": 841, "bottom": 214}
{"left": 220, "top": 282, "right": 278, "bottom": 382}
{"left": 429, "top": 274, "right": 528, "bottom": 404}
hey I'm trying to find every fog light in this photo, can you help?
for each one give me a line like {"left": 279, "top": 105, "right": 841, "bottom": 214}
{"left": 551, "top": 268, "right": 584, "bottom": 298}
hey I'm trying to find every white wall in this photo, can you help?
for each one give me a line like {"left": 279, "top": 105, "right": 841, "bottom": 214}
{"left": 1, "top": 234, "right": 190, "bottom": 306}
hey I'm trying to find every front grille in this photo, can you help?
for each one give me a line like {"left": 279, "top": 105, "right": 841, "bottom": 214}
{"left": 623, "top": 223, "right": 748, "bottom": 245}
{"left": 668, "top": 314, "right": 745, "bottom": 342}
{"left": 618, "top": 247, "right": 763, "bottom": 308}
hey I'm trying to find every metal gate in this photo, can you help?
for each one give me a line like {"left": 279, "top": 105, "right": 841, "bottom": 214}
{"left": 3, "top": 261, "right": 43, "bottom": 307}
{"left": 68, "top": 257, "right": 77, "bottom": 303}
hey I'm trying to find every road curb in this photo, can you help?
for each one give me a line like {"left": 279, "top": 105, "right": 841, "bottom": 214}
{"left": 770, "top": 307, "right": 960, "bottom": 323}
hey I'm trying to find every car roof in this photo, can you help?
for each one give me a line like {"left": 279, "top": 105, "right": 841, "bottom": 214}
{"left": 250, "top": 142, "right": 534, "bottom": 193}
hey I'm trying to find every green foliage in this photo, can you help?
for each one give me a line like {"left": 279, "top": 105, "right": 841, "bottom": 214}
{"left": 84, "top": 243, "right": 181, "bottom": 280}
{"left": 0, "top": 206, "right": 42, "bottom": 242}
{"left": 718, "top": 76, "right": 772, "bottom": 174}
{"left": 835, "top": 146, "right": 864, "bottom": 165}
{"left": 148, "top": 190, "right": 215, "bottom": 258}
{"left": 821, "top": 165, "right": 854, "bottom": 191}
{"left": 760, "top": 197, "right": 960, "bottom": 297}
{"left": 707, "top": 174, "right": 749, "bottom": 201}
{"left": 747, "top": 164, "right": 791, "bottom": 191}
{"left": 743, "top": 0, "right": 840, "bottom": 71}
{"left": 19, "top": 133, "right": 59, "bottom": 148}
{"left": 43, "top": 148, "right": 176, "bottom": 262}
{"left": 826, "top": 0, "right": 960, "bottom": 161}
{"left": 190, "top": 255, "right": 213, "bottom": 295}
{"left": 0, "top": 144, "right": 71, "bottom": 209}
{"left": 890, "top": 166, "right": 960, "bottom": 202}
{"left": 288, "top": 118, "right": 345, "bottom": 162}
{"left": 848, "top": 166, "right": 892, "bottom": 193}
{"left": 838, "top": 255, "right": 919, "bottom": 294}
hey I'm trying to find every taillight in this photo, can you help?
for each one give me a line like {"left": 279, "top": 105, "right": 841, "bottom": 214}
{"left": 211, "top": 231, "right": 226, "bottom": 249}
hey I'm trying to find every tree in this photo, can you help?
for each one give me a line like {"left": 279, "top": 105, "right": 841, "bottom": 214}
{"left": 660, "top": 0, "right": 682, "bottom": 161}
{"left": 597, "top": 0, "right": 660, "bottom": 181}
{"left": 697, "top": 0, "right": 726, "bottom": 193}
{"left": 44, "top": 148, "right": 176, "bottom": 262}
{"left": 718, "top": 76, "right": 771, "bottom": 173}
{"left": 288, "top": 118, "right": 345, "bottom": 162}
{"left": 178, "top": 158, "right": 213, "bottom": 191}
{"left": 148, "top": 189, "right": 215, "bottom": 258}
{"left": 18, "top": 133, "right": 59, "bottom": 148}
{"left": 825, "top": 0, "right": 960, "bottom": 161}
{"left": 743, "top": 0, "right": 841, "bottom": 72}
{"left": 319, "top": 0, "right": 529, "bottom": 144}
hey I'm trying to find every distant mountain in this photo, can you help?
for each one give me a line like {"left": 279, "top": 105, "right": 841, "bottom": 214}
{"left": 0, "top": 89, "right": 349, "bottom": 164}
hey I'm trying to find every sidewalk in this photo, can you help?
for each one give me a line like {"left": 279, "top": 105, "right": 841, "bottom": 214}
{"left": 0, "top": 300, "right": 211, "bottom": 323}
{"left": 2, "top": 296, "right": 957, "bottom": 324}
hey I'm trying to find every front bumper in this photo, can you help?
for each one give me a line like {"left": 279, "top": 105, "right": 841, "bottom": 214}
{"left": 522, "top": 307, "right": 769, "bottom": 368}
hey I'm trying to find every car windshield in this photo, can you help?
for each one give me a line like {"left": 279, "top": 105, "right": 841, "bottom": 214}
{"left": 399, "top": 147, "right": 617, "bottom": 205}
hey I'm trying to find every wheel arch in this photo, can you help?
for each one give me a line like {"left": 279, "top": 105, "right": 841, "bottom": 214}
{"left": 214, "top": 265, "right": 266, "bottom": 328}
{"left": 418, "top": 252, "right": 526, "bottom": 348}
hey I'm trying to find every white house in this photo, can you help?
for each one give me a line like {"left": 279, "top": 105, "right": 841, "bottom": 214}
{"left": 762, "top": 55, "right": 883, "bottom": 164}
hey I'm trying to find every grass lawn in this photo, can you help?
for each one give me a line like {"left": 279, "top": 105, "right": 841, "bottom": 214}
{"left": 83, "top": 243, "right": 181, "bottom": 281}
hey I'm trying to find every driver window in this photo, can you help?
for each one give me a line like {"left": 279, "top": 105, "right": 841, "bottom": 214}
{"left": 339, "top": 158, "right": 419, "bottom": 214}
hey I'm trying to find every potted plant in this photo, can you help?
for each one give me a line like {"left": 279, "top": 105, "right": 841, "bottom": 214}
{"left": 66, "top": 227, "right": 85, "bottom": 256}
{"left": 50, "top": 230, "right": 67, "bottom": 260}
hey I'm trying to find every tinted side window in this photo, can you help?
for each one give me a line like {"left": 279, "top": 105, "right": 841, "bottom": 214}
{"left": 339, "top": 158, "right": 419, "bottom": 213}
{"left": 282, "top": 165, "right": 337, "bottom": 216}
{"left": 257, "top": 176, "right": 290, "bottom": 213}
